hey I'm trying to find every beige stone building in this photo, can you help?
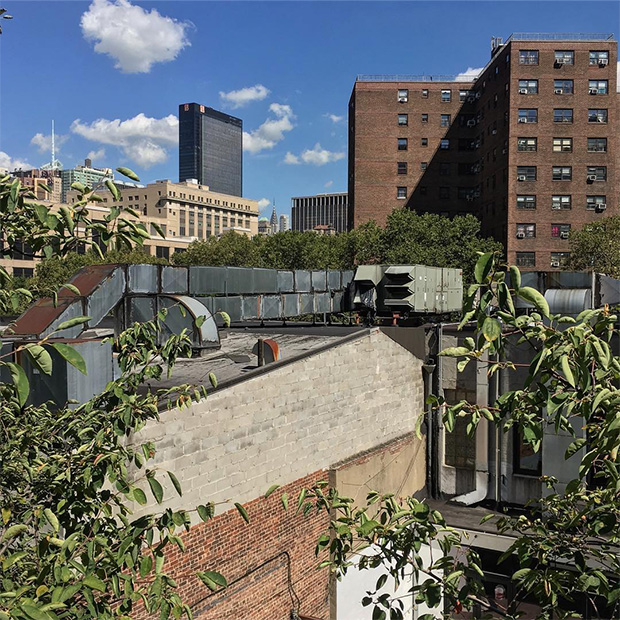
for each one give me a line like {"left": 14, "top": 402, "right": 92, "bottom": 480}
{"left": 4, "top": 179, "right": 259, "bottom": 277}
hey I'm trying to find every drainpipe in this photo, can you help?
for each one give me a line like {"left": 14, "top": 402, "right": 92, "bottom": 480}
{"left": 422, "top": 361, "right": 436, "bottom": 498}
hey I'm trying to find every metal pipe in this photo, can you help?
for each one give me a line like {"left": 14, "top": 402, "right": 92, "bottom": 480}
{"left": 257, "top": 338, "right": 265, "bottom": 367}
{"left": 422, "top": 362, "right": 436, "bottom": 498}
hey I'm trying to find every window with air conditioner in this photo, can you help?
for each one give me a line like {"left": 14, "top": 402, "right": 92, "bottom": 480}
{"left": 554, "top": 79, "right": 573, "bottom": 94}
{"left": 519, "top": 50, "right": 539, "bottom": 65}
{"left": 398, "top": 138, "right": 408, "bottom": 151}
{"left": 516, "top": 223, "right": 536, "bottom": 238}
{"left": 398, "top": 114, "right": 408, "bottom": 126}
{"left": 553, "top": 138, "right": 573, "bottom": 152}
{"left": 517, "top": 195, "right": 536, "bottom": 210}
{"left": 518, "top": 79, "right": 538, "bottom": 94}
{"left": 551, "top": 224, "right": 571, "bottom": 238}
{"left": 551, "top": 252, "right": 570, "bottom": 266}
{"left": 516, "top": 252, "right": 536, "bottom": 267}
{"left": 587, "top": 166, "right": 607, "bottom": 181}
{"left": 589, "top": 80, "right": 608, "bottom": 94}
{"left": 441, "top": 90, "right": 451, "bottom": 102}
{"left": 440, "top": 139, "right": 450, "bottom": 150}
{"left": 589, "top": 50, "right": 609, "bottom": 65}
{"left": 459, "top": 90, "right": 470, "bottom": 102}
{"left": 420, "top": 162, "right": 428, "bottom": 171}
{"left": 553, "top": 166, "right": 572, "bottom": 181}
{"left": 396, "top": 186, "right": 407, "bottom": 199}
{"left": 554, "top": 50, "right": 574, "bottom": 65}
{"left": 517, "top": 166, "right": 536, "bottom": 181}
{"left": 552, "top": 195, "right": 572, "bottom": 210}
{"left": 422, "top": 89, "right": 429, "bottom": 98}
{"left": 397, "top": 162, "right": 408, "bottom": 175}
{"left": 587, "top": 195, "right": 607, "bottom": 210}
{"left": 440, "top": 114, "right": 451, "bottom": 128}
{"left": 439, "top": 163, "right": 451, "bottom": 176}
{"left": 553, "top": 108, "right": 573, "bottom": 123}
{"left": 518, "top": 108, "right": 538, "bottom": 123}
{"left": 587, "top": 138, "right": 607, "bottom": 152}
{"left": 421, "top": 114, "right": 428, "bottom": 123}
{"left": 397, "top": 89, "right": 409, "bottom": 102}
{"left": 588, "top": 109, "right": 608, "bottom": 123}
{"left": 518, "top": 137, "right": 537, "bottom": 152}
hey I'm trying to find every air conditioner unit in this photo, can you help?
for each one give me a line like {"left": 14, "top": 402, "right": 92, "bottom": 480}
{"left": 589, "top": 88, "right": 598, "bottom": 94}
{"left": 516, "top": 232, "right": 526, "bottom": 239}
{"left": 466, "top": 195, "right": 475, "bottom": 202}
{"left": 518, "top": 88, "right": 528, "bottom": 94}
{"left": 398, "top": 97, "right": 407, "bottom": 103}
{"left": 560, "top": 231, "right": 569, "bottom": 239}
{"left": 518, "top": 117, "right": 527, "bottom": 123}
{"left": 587, "top": 174, "right": 598, "bottom": 182}
{"left": 554, "top": 88, "right": 563, "bottom": 94}
{"left": 475, "top": 140, "right": 481, "bottom": 148}
{"left": 467, "top": 119, "right": 476, "bottom": 127}
{"left": 517, "top": 175, "right": 527, "bottom": 181}
{"left": 562, "top": 146, "right": 571, "bottom": 151}
{"left": 552, "top": 204, "right": 562, "bottom": 210}
{"left": 467, "top": 96, "right": 475, "bottom": 103}
{"left": 492, "top": 129, "right": 497, "bottom": 135}
{"left": 599, "top": 58, "right": 609, "bottom": 66}
{"left": 551, "top": 260, "right": 561, "bottom": 267}
{"left": 595, "top": 203, "right": 607, "bottom": 212}
{"left": 476, "top": 92, "right": 481, "bottom": 99}
{"left": 555, "top": 59, "right": 564, "bottom": 66}
{"left": 502, "top": 148, "right": 507, "bottom": 154}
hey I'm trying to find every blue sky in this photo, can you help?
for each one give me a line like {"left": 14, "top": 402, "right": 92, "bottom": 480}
{"left": 1, "top": 0, "right": 618, "bottom": 217}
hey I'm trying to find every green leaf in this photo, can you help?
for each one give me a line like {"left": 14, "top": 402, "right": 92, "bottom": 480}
{"left": 133, "top": 488, "right": 147, "bottom": 505}
{"left": 168, "top": 471, "right": 182, "bottom": 497}
{"left": 482, "top": 317, "right": 501, "bottom": 342}
{"left": 264, "top": 484, "right": 280, "bottom": 498}
{"left": 2, "top": 550, "right": 28, "bottom": 570}
{"left": 208, "top": 372, "right": 218, "bottom": 388}
{"left": 474, "top": 252, "right": 494, "bottom": 284}
{"left": 517, "top": 286, "right": 549, "bottom": 318}
{"left": 147, "top": 476, "right": 164, "bottom": 504}
{"left": 105, "top": 179, "right": 120, "bottom": 201}
{"left": 197, "top": 570, "right": 227, "bottom": 592}
{"left": 43, "top": 508, "right": 59, "bottom": 532}
{"left": 234, "top": 502, "right": 250, "bottom": 524}
{"left": 25, "top": 344, "right": 53, "bottom": 376}
{"left": 20, "top": 604, "right": 51, "bottom": 620}
{"left": 217, "top": 311, "right": 231, "bottom": 328}
{"left": 513, "top": 568, "right": 531, "bottom": 581}
{"left": 561, "top": 355, "right": 576, "bottom": 387}
{"left": 116, "top": 167, "right": 140, "bottom": 182}
{"left": 439, "top": 346, "right": 471, "bottom": 357}
{"left": 140, "top": 555, "right": 153, "bottom": 578}
{"left": 83, "top": 575, "right": 106, "bottom": 593}
{"left": 5, "top": 361, "right": 29, "bottom": 406}
{"left": 71, "top": 181, "right": 86, "bottom": 193}
{"left": 197, "top": 503, "right": 215, "bottom": 522}
{"left": 56, "top": 316, "right": 91, "bottom": 332}
{"left": 51, "top": 343, "right": 87, "bottom": 375}
{"left": 510, "top": 265, "right": 521, "bottom": 290}
{"left": 1, "top": 523, "right": 28, "bottom": 543}
{"left": 565, "top": 438, "right": 586, "bottom": 459}
{"left": 281, "top": 493, "right": 289, "bottom": 510}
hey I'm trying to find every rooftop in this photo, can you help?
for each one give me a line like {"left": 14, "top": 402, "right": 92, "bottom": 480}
{"left": 506, "top": 32, "right": 615, "bottom": 42}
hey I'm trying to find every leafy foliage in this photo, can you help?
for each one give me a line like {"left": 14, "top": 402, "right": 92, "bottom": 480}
{"left": 564, "top": 215, "right": 620, "bottom": 277}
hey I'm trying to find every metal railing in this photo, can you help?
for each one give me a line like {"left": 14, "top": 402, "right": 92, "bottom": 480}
{"left": 507, "top": 32, "right": 615, "bottom": 42}
{"left": 356, "top": 74, "right": 475, "bottom": 83}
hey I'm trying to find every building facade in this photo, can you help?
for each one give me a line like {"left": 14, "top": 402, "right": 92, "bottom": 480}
{"left": 348, "top": 33, "right": 619, "bottom": 270}
{"left": 291, "top": 192, "right": 348, "bottom": 233}
{"left": 61, "top": 159, "right": 113, "bottom": 202}
{"left": 11, "top": 168, "right": 63, "bottom": 203}
{"left": 179, "top": 103, "right": 243, "bottom": 197}
{"left": 279, "top": 214, "right": 290, "bottom": 232}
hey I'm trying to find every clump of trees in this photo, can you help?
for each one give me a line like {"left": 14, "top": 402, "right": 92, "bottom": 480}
{"left": 565, "top": 215, "right": 620, "bottom": 277}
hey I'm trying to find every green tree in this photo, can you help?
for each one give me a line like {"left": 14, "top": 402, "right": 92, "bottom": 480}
{"left": 173, "top": 231, "right": 261, "bottom": 267}
{"left": 308, "top": 253, "right": 620, "bottom": 619}
{"left": 564, "top": 216, "right": 620, "bottom": 277}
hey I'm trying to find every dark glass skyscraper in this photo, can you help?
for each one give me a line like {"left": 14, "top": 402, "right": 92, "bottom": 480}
{"left": 178, "top": 103, "right": 243, "bottom": 196}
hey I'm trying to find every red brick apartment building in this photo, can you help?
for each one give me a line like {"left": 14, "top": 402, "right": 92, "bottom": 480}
{"left": 348, "top": 33, "right": 619, "bottom": 270}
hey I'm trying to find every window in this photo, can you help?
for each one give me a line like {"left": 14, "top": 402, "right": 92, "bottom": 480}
{"left": 398, "top": 89, "right": 409, "bottom": 102}
{"left": 553, "top": 137, "right": 573, "bottom": 152}
{"left": 587, "top": 138, "right": 607, "bottom": 152}
{"left": 396, "top": 187, "right": 407, "bottom": 199}
{"left": 588, "top": 109, "right": 608, "bottom": 123}
{"left": 155, "top": 246, "right": 170, "bottom": 259}
{"left": 552, "top": 195, "right": 572, "bottom": 210}
{"left": 516, "top": 252, "right": 536, "bottom": 267}
{"left": 459, "top": 90, "right": 469, "bottom": 102}
{"left": 439, "top": 163, "right": 451, "bottom": 176}
{"left": 551, "top": 252, "right": 570, "bottom": 266}
{"left": 420, "top": 162, "right": 428, "bottom": 171}
{"left": 440, "top": 114, "right": 451, "bottom": 127}
{"left": 440, "top": 139, "right": 450, "bottom": 150}
{"left": 421, "top": 114, "right": 428, "bottom": 123}
{"left": 517, "top": 195, "right": 536, "bottom": 210}
{"left": 517, "top": 166, "right": 536, "bottom": 181}
{"left": 589, "top": 80, "right": 608, "bottom": 95}
{"left": 551, "top": 223, "right": 571, "bottom": 238}
{"left": 518, "top": 108, "right": 538, "bottom": 123}
{"left": 554, "top": 108, "right": 573, "bottom": 123}
{"left": 421, "top": 138, "right": 428, "bottom": 147}
{"left": 422, "top": 89, "right": 429, "bottom": 98}
{"left": 587, "top": 166, "right": 607, "bottom": 181}
{"left": 518, "top": 79, "right": 538, "bottom": 94}
{"left": 589, "top": 50, "right": 609, "bottom": 65}
{"left": 397, "top": 138, "right": 408, "bottom": 150}
{"left": 554, "top": 50, "right": 574, "bottom": 65}
{"left": 516, "top": 223, "right": 536, "bottom": 238}
{"left": 553, "top": 166, "right": 572, "bottom": 181}
{"left": 517, "top": 137, "right": 537, "bottom": 152}
{"left": 439, "top": 186, "right": 450, "bottom": 199}
{"left": 519, "top": 49, "right": 539, "bottom": 65}
{"left": 398, "top": 114, "right": 408, "bottom": 126}
{"left": 441, "top": 90, "right": 451, "bottom": 102}
{"left": 554, "top": 79, "right": 573, "bottom": 94}
{"left": 514, "top": 430, "right": 542, "bottom": 475}
{"left": 587, "top": 195, "right": 607, "bottom": 210}
{"left": 419, "top": 186, "right": 427, "bottom": 195}
{"left": 397, "top": 162, "right": 407, "bottom": 175}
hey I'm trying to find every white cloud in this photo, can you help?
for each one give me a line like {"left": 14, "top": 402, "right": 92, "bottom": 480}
{"left": 243, "top": 103, "right": 295, "bottom": 154}
{"left": 86, "top": 148, "right": 106, "bottom": 161}
{"left": 30, "top": 132, "right": 69, "bottom": 154}
{"left": 324, "top": 180, "right": 334, "bottom": 188}
{"left": 71, "top": 113, "right": 178, "bottom": 167}
{"left": 258, "top": 198, "right": 270, "bottom": 212}
{"left": 80, "top": 0, "right": 191, "bottom": 73}
{"left": 284, "top": 143, "right": 345, "bottom": 166}
{"left": 0, "top": 152, "right": 31, "bottom": 171}
{"left": 325, "top": 113, "right": 344, "bottom": 124}
{"left": 220, "top": 84, "right": 270, "bottom": 108}
{"left": 455, "top": 66, "right": 484, "bottom": 82}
